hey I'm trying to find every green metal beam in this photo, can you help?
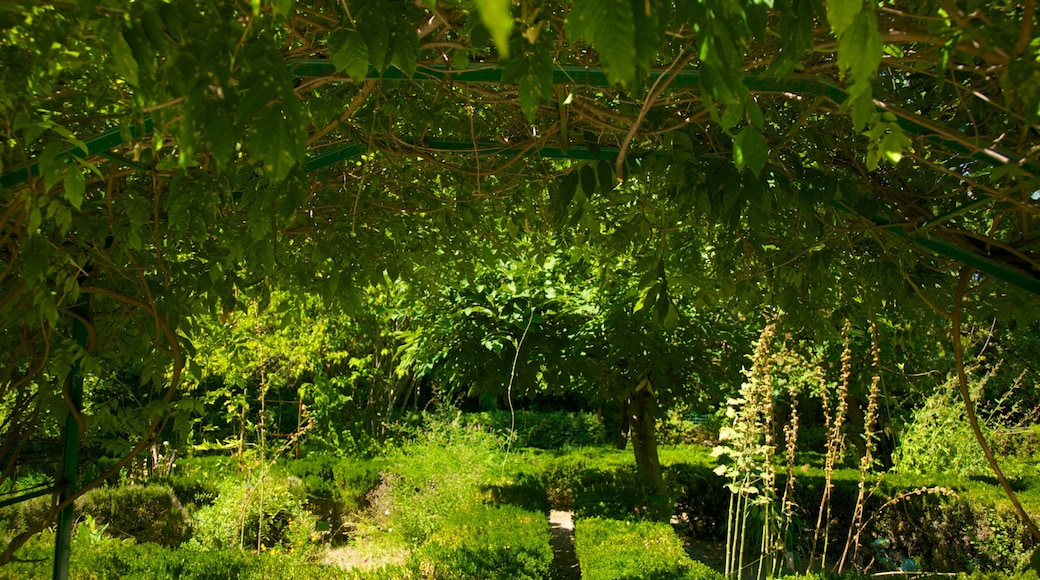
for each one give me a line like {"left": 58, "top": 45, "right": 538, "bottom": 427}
{"left": 0, "top": 119, "right": 153, "bottom": 189}
{"left": 1, "top": 64, "right": 1037, "bottom": 296}
{"left": 825, "top": 198, "right": 1040, "bottom": 295}
{"left": 52, "top": 299, "right": 89, "bottom": 580}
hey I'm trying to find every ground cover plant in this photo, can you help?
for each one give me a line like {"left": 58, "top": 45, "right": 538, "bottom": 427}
{"left": 2, "top": 405, "right": 1040, "bottom": 578}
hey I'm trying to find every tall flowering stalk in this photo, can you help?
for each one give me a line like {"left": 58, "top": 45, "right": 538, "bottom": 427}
{"left": 714, "top": 323, "right": 778, "bottom": 580}
{"left": 839, "top": 321, "right": 884, "bottom": 572}
{"left": 810, "top": 321, "right": 851, "bottom": 571}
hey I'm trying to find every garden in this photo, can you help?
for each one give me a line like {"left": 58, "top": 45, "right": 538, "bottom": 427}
{"left": 2, "top": 0, "right": 1040, "bottom": 578}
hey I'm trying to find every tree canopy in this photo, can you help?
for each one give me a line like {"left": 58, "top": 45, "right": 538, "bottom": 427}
{"left": 2, "top": 0, "right": 1040, "bottom": 564}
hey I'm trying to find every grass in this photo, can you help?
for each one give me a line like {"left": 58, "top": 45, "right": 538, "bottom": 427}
{"left": 4, "top": 412, "right": 1040, "bottom": 578}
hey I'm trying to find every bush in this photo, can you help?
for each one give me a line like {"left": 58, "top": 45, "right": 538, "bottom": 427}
{"left": 368, "top": 422, "right": 504, "bottom": 545}
{"left": 459, "top": 410, "right": 605, "bottom": 448}
{"left": 657, "top": 407, "right": 722, "bottom": 446}
{"left": 332, "top": 458, "right": 384, "bottom": 515}
{"left": 575, "top": 517, "right": 722, "bottom": 580}
{"left": 190, "top": 467, "right": 316, "bottom": 551}
{"left": 408, "top": 504, "right": 551, "bottom": 579}
{"left": 0, "top": 532, "right": 357, "bottom": 580}
{"left": 77, "top": 484, "right": 191, "bottom": 546}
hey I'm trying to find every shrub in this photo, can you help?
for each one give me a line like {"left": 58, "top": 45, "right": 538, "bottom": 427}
{"left": 77, "top": 484, "right": 191, "bottom": 546}
{"left": 459, "top": 410, "right": 605, "bottom": 448}
{"left": 408, "top": 504, "right": 552, "bottom": 579}
{"left": 657, "top": 407, "right": 722, "bottom": 446}
{"left": 368, "top": 422, "right": 504, "bottom": 545}
{"left": 0, "top": 532, "right": 357, "bottom": 580}
{"left": 333, "top": 458, "right": 384, "bottom": 515}
{"left": 575, "top": 517, "right": 722, "bottom": 580}
{"left": 191, "top": 468, "right": 316, "bottom": 551}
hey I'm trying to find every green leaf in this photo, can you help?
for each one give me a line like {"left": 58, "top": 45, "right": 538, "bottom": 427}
{"left": 108, "top": 27, "right": 140, "bottom": 87}
{"left": 663, "top": 302, "right": 679, "bottom": 332}
{"left": 251, "top": 107, "right": 304, "bottom": 183}
{"left": 501, "top": 36, "right": 552, "bottom": 121}
{"left": 329, "top": 29, "right": 370, "bottom": 81}
{"left": 566, "top": 0, "right": 637, "bottom": 86}
{"left": 733, "top": 126, "right": 768, "bottom": 176}
{"left": 205, "top": 103, "right": 236, "bottom": 167}
{"left": 849, "top": 90, "right": 876, "bottom": 131}
{"left": 827, "top": 0, "right": 861, "bottom": 38}
{"left": 356, "top": 3, "right": 389, "bottom": 71}
{"left": 551, "top": 172, "right": 579, "bottom": 225}
{"left": 28, "top": 204, "right": 41, "bottom": 234}
{"left": 634, "top": 281, "right": 661, "bottom": 313}
{"left": 389, "top": 14, "right": 419, "bottom": 77}
{"left": 270, "top": 0, "right": 294, "bottom": 19}
{"left": 597, "top": 160, "right": 616, "bottom": 193}
{"left": 38, "top": 140, "right": 64, "bottom": 193}
{"left": 720, "top": 103, "right": 744, "bottom": 130}
{"left": 452, "top": 49, "right": 470, "bottom": 71}
{"left": 631, "top": 0, "right": 662, "bottom": 70}
{"left": 879, "top": 130, "right": 911, "bottom": 164}
{"left": 63, "top": 163, "right": 85, "bottom": 210}
{"left": 745, "top": 98, "right": 765, "bottom": 129}
{"left": 580, "top": 164, "right": 598, "bottom": 197}
{"left": 474, "top": 0, "right": 513, "bottom": 59}
{"left": 837, "top": 9, "right": 881, "bottom": 91}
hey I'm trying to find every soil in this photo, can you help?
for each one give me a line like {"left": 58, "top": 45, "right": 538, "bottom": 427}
{"left": 683, "top": 535, "right": 728, "bottom": 573}
{"left": 549, "top": 510, "right": 581, "bottom": 580}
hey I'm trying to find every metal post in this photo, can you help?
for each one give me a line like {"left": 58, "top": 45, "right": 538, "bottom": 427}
{"left": 53, "top": 300, "right": 89, "bottom": 580}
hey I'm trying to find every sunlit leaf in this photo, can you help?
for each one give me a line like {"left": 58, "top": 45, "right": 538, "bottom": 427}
{"left": 474, "top": 0, "right": 513, "bottom": 59}
{"left": 566, "top": 0, "right": 637, "bottom": 86}
{"left": 329, "top": 29, "right": 370, "bottom": 81}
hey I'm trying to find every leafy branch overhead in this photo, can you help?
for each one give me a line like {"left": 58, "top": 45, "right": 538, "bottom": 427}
{"left": 1, "top": 0, "right": 1039, "bottom": 564}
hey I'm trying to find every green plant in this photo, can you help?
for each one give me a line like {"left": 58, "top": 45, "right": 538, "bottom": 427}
{"left": 0, "top": 531, "right": 359, "bottom": 580}
{"left": 838, "top": 321, "right": 886, "bottom": 572}
{"left": 459, "top": 410, "right": 606, "bottom": 449}
{"left": 408, "top": 503, "right": 551, "bottom": 579}
{"left": 77, "top": 484, "right": 191, "bottom": 546}
{"left": 894, "top": 363, "right": 1035, "bottom": 477}
{"left": 713, "top": 323, "right": 783, "bottom": 580}
{"left": 191, "top": 465, "right": 316, "bottom": 551}
{"left": 575, "top": 516, "right": 723, "bottom": 580}
{"left": 366, "top": 419, "right": 505, "bottom": 545}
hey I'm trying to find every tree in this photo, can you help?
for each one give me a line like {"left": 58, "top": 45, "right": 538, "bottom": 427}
{"left": 1, "top": 0, "right": 1039, "bottom": 564}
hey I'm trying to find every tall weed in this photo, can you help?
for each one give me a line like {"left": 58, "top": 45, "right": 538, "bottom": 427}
{"left": 366, "top": 418, "right": 505, "bottom": 545}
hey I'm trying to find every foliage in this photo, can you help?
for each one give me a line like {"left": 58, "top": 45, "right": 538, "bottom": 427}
{"left": 0, "top": 532, "right": 357, "bottom": 580}
{"left": 459, "top": 410, "right": 606, "bottom": 449}
{"left": 363, "top": 419, "right": 505, "bottom": 545}
{"left": 184, "top": 287, "right": 412, "bottom": 456}
{"left": 189, "top": 461, "right": 317, "bottom": 552}
{"left": 894, "top": 364, "right": 1039, "bottom": 477}
{"left": 575, "top": 516, "right": 723, "bottom": 580}
{"left": 407, "top": 503, "right": 551, "bottom": 580}
{"left": 5, "top": 0, "right": 1040, "bottom": 561}
{"left": 76, "top": 484, "right": 190, "bottom": 546}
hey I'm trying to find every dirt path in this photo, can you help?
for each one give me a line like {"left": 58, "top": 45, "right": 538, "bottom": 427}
{"left": 549, "top": 510, "right": 581, "bottom": 580}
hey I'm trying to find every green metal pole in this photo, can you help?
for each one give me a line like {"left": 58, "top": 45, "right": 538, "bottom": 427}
{"left": 53, "top": 300, "right": 89, "bottom": 580}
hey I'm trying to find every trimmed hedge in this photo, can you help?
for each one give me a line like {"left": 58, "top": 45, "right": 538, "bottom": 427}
{"left": 78, "top": 484, "right": 191, "bottom": 546}
{"left": 575, "top": 517, "right": 722, "bottom": 580}
{"left": 666, "top": 461, "right": 1038, "bottom": 573}
{"left": 0, "top": 536, "right": 354, "bottom": 580}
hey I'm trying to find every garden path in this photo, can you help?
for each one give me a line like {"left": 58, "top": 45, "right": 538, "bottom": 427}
{"left": 549, "top": 510, "right": 580, "bottom": 580}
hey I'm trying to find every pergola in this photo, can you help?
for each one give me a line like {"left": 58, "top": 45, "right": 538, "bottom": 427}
{"left": 1, "top": 2, "right": 1038, "bottom": 576}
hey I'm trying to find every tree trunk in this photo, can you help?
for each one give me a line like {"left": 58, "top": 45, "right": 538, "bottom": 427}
{"left": 614, "top": 402, "right": 630, "bottom": 450}
{"left": 627, "top": 378, "right": 668, "bottom": 519}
